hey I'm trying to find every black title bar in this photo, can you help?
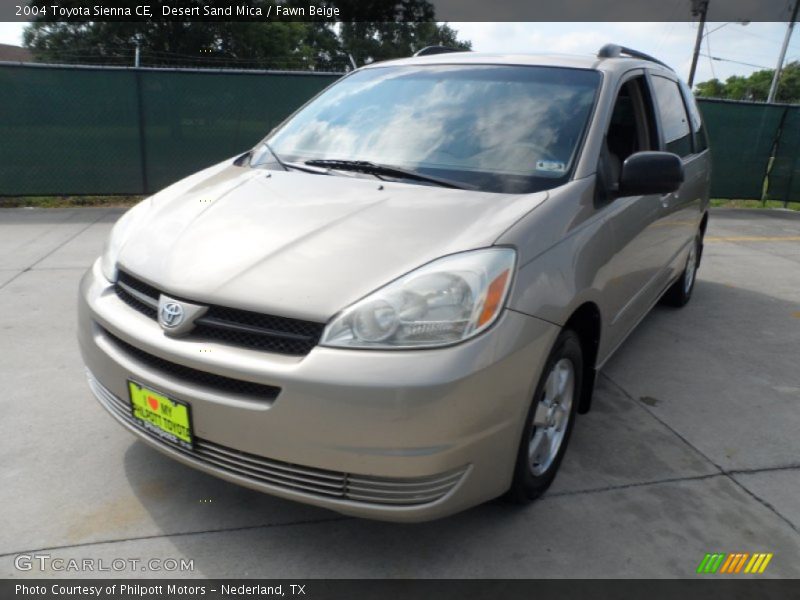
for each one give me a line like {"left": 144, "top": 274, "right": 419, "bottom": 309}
{"left": 1, "top": 0, "right": 796, "bottom": 23}
{"left": 5, "top": 579, "right": 800, "bottom": 600}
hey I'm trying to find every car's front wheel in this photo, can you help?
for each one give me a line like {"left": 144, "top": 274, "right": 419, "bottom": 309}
{"left": 507, "top": 329, "right": 583, "bottom": 502}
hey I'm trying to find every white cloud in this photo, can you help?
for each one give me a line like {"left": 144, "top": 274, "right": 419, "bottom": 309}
{"left": 450, "top": 21, "right": 790, "bottom": 84}
{"left": 0, "top": 22, "right": 25, "bottom": 46}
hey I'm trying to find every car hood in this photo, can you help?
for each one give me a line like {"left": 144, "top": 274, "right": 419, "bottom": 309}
{"left": 118, "top": 161, "right": 548, "bottom": 322}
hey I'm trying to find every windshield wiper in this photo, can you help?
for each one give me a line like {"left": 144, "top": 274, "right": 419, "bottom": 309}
{"left": 259, "top": 143, "right": 329, "bottom": 176}
{"left": 304, "top": 159, "right": 475, "bottom": 190}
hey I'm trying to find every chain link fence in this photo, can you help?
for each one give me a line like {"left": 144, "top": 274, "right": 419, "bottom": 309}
{"left": 0, "top": 62, "right": 798, "bottom": 203}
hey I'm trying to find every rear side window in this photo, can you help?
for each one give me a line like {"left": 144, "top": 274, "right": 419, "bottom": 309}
{"left": 678, "top": 79, "right": 708, "bottom": 153}
{"left": 651, "top": 75, "right": 692, "bottom": 157}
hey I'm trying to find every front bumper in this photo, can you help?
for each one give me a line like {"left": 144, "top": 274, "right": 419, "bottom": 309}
{"left": 78, "top": 259, "right": 559, "bottom": 521}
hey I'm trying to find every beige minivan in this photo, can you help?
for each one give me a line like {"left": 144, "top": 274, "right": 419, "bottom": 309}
{"left": 78, "top": 44, "right": 710, "bottom": 521}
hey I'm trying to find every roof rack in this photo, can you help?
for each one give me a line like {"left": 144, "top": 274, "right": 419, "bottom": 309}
{"left": 413, "top": 46, "right": 467, "bottom": 57}
{"left": 597, "top": 43, "right": 674, "bottom": 71}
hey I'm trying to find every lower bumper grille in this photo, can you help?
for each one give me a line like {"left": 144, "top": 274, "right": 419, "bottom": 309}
{"left": 87, "top": 371, "right": 465, "bottom": 507}
{"left": 103, "top": 328, "right": 281, "bottom": 401}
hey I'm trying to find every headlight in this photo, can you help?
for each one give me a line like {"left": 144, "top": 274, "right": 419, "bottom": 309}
{"left": 100, "top": 199, "right": 153, "bottom": 282}
{"left": 321, "top": 248, "right": 516, "bottom": 349}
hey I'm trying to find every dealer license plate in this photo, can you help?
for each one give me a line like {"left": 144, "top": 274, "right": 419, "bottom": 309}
{"left": 128, "top": 380, "right": 193, "bottom": 450}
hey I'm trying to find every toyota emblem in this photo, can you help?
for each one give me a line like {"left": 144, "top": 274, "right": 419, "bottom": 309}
{"left": 159, "top": 301, "right": 184, "bottom": 328}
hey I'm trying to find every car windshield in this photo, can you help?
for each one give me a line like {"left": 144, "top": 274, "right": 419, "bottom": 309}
{"left": 252, "top": 64, "right": 601, "bottom": 194}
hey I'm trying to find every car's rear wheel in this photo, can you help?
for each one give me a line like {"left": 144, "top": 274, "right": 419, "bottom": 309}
{"left": 507, "top": 330, "right": 582, "bottom": 502}
{"left": 662, "top": 232, "right": 702, "bottom": 307}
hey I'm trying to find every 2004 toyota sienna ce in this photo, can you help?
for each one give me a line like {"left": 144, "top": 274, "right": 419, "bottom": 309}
{"left": 78, "top": 44, "right": 710, "bottom": 522}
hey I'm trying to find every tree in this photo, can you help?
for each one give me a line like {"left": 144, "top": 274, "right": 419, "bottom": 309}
{"left": 694, "top": 78, "right": 725, "bottom": 98}
{"left": 22, "top": 0, "right": 471, "bottom": 71}
{"left": 23, "top": 5, "right": 327, "bottom": 70}
{"left": 694, "top": 62, "right": 800, "bottom": 104}
{"left": 340, "top": 21, "right": 470, "bottom": 66}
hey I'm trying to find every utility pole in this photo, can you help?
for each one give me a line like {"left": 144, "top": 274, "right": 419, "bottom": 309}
{"left": 688, "top": 0, "right": 710, "bottom": 87}
{"left": 767, "top": 0, "right": 800, "bottom": 104}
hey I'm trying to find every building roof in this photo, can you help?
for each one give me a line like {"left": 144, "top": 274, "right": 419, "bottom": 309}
{"left": 0, "top": 44, "right": 32, "bottom": 62}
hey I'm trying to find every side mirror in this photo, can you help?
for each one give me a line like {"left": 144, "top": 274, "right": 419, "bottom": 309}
{"left": 618, "top": 151, "right": 684, "bottom": 196}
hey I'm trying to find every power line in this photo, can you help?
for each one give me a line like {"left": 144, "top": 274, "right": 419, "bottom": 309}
{"left": 654, "top": 0, "right": 683, "bottom": 53}
{"left": 704, "top": 24, "right": 716, "bottom": 79}
{"left": 699, "top": 53, "right": 772, "bottom": 70}
{"left": 720, "top": 25, "right": 781, "bottom": 44}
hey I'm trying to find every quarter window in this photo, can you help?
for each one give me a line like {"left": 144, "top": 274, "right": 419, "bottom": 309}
{"left": 651, "top": 76, "right": 692, "bottom": 157}
{"left": 678, "top": 79, "right": 708, "bottom": 153}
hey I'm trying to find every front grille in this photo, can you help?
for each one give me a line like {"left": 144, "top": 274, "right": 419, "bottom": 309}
{"left": 118, "top": 270, "right": 160, "bottom": 299}
{"left": 103, "top": 328, "right": 281, "bottom": 401}
{"left": 115, "top": 284, "right": 157, "bottom": 319}
{"left": 194, "top": 307, "right": 323, "bottom": 355}
{"left": 115, "top": 270, "right": 325, "bottom": 356}
{"left": 87, "top": 371, "right": 465, "bottom": 506}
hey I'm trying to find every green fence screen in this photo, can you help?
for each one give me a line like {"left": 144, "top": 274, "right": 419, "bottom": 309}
{"left": 764, "top": 106, "right": 800, "bottom": 204}
{"left": 695, "top": 99, "right": 788, "bottom": 200}
{"left": 0, "top": 64, "right": 798, "bottom": 202}
{"left": 0, "top": 64, "right": 339, "bottom": 195}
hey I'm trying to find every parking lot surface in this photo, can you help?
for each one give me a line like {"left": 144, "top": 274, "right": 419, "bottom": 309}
{"left": 1, "top": 207, "right": 798, "bottom": 578}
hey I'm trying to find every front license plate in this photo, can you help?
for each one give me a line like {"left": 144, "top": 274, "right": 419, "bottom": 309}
{"left": 128, "top": 380, "right": 193, "bottom": 450}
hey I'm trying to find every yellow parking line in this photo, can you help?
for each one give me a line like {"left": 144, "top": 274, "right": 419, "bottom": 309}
{"left": 705, "top": 236, "right": 800, "bottom": 242}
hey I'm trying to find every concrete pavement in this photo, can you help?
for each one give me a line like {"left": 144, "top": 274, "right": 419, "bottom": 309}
{"left": 0, "top": 207, "right": 798, "bottom": 578}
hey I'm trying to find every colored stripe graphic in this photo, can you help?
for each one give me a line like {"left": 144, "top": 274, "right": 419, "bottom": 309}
{"left": 697, "top": 553, "right": 726, "bottom": 573}
{"left": 719, "top": 553, "right": 749, "bottom": 574}
{"left": 719, "top": 554, "right": 736, "bottom": 573}
{"left": 734, "top": 553, "right": 749, "bottom": 573}
{"left": 696, "top": 554, "right": 712, "bottom": 573}
{"left": 698, "top": 552, "right": 774, "bottom": 574}
{"left": 712, "top": 554, "right": 726, "bottom": 573}
{"left": 744, "top": 553, "right": 774, "bottom": 574}
{"left": 759, "top": 554, "right": 773, "bottom": 573}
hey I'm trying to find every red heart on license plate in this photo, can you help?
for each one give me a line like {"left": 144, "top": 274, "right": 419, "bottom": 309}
{"left": 147, "top": 396, "right": 159, "bottom": 411}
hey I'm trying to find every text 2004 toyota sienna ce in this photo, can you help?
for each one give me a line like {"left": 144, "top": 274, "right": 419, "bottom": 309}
{"left": 78, "top": 45, "right": 710, "bottom": 522}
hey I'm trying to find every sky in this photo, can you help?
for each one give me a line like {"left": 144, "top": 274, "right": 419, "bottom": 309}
{"left": 452, "top": 22, "right": 799, "bottom": 83}
{"left": 1, "top": 20, "right": 798, "bottom": 84}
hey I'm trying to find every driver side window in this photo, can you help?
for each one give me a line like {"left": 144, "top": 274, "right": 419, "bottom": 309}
{"left": 597, "top": 76, "right": 656, "bottom": 202}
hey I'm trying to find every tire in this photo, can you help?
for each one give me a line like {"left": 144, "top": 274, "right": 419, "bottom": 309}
{"left": 507, "top": 329, "right": 583, "bottom": 503}
{"left": 661, "top": 232, "right": 702, "bottom": 307}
